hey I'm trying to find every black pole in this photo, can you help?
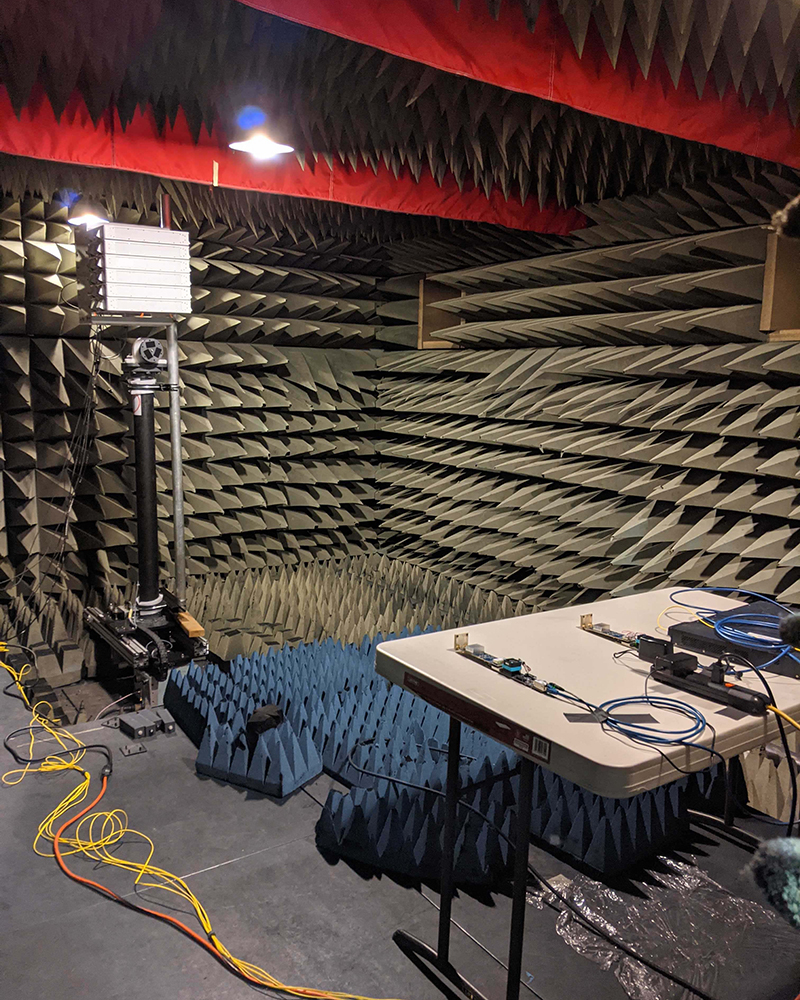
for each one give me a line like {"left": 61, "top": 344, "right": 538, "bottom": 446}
{"left": 130, "top": 383, "right": 160, "bottom": 606}
{"left": 506, "top": 757, "right": 534, "bottom": 1000}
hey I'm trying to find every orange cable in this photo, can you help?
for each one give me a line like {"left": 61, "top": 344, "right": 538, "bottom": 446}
{"left": 51, "top": 776, "right": 334, "bottom": 999}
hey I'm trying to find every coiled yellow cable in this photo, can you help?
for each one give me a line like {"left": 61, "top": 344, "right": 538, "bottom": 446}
{"left": 0, "top": 648, "right": 405, "bottom": 1000}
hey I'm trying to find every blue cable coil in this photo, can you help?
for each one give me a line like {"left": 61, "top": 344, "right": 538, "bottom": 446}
{"left": 556, "top": 689, "right": 719, "bottom": 767}
{"left": 600, "top": 695, "right": 708, "bottom": 746}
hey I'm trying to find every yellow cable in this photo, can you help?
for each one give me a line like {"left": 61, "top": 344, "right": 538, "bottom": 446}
{"left": 655, "top": 604, "right": 714, "bottom": 636}
{"left": 0, "top": 656, "right": 33, "bottom": 709}
{"left": 0, "top": 650, "right": 407, "bottom": 1000}
{"left": 768, "top": 704, "right": 800, "bottom": 736}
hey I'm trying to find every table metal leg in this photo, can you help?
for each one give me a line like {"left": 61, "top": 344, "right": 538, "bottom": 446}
{"left": 393, "top": 717, "right": 538, "bottom": 1000}
{"left": 394, "top": 715, "right": 489, "bottom": 1000}
{"left": 723, "top": 757, "right": 736, "bottom": 827}
{"left": 506, "top": 757, "right": 534, "bottom": 1000}
{"left": 438, "top": 716, "right": 462, "bottom": 961}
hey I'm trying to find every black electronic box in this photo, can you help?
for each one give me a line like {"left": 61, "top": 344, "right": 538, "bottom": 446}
{"left": 668, "top": 600, "right": 800, "bottom": 679}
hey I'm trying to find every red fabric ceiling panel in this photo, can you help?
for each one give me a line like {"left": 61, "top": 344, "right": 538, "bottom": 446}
{"left": 0, "top": 88, "right": 585, "bottom": 232}
{"left": 240, "top": 0, "right": 800, "bottom": 169}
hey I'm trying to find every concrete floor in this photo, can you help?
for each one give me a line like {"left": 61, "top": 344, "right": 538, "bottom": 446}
{"left": 0, "top": 684, "right": 798, "bottom": 1000}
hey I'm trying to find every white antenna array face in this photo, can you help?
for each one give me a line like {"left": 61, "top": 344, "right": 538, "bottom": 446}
{"left": 79, "top": 223, "right": 191, "bottom": 316}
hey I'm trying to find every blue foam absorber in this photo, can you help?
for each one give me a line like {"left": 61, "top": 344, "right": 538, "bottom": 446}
{"left": 168, "top": 631, "right": 705, "bottom": 880}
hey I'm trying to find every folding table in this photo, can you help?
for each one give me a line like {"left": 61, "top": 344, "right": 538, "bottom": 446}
{"left": 375, "top": 589, "right": 800, "bottom": 1000}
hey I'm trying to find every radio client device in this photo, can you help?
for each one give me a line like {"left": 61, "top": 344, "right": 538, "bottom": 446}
{"left": 452, "top": 632, "right": 538, "bottom": 689}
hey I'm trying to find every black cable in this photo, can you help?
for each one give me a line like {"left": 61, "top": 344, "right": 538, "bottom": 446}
{"left": 1, "top": 649, "right": 84, "bottom": 726}
{"left": 3, "top": 680, "right": 27, "bottom": 702}
{"left": 602, "top": 713, "right": 727, "bottom": 779}
{"left": 641, "top": 738, "right": 791, "bottom": 829}
{"left": 722, "top": 652, "right": 797, "bottom": 837}
{"left": 549, "top": 689, "right": 597, "bottom": 715}
{"left": 593, "top": 719, "right": 784, "bottom": 835}
{"left": 139, "top": 625, "right": 168, "bottom": 667}
{"left": 617, "top": 650, "right": 791, "bottom": 829}
{"left": 346, "top": 743, "right": 721, "bottom": 1000}
{"left": 0, "top": 678, "right": 289, "bottom": 1000}
{"left": 3, "top": 724, "right": 114, "bottom": 774}
{"left": 1, "top": 642, "right": 38, "bottom": 659}
{"left": 51, "top": 865, "right": 286, "bottom": 999}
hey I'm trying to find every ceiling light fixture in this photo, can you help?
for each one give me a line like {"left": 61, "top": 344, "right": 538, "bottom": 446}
{"left": 67, "top": 195, "right": 109, "bottom": 228}
{"left": 228, "top": 105, "right": 294, "bottom": 161}
{"left": 229, "top": 132, "right": 294, "bottom": 161}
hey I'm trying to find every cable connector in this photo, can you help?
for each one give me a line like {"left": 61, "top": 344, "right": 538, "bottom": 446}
{"left": 101, "top": 763, "right": 113, "bottom": 778}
